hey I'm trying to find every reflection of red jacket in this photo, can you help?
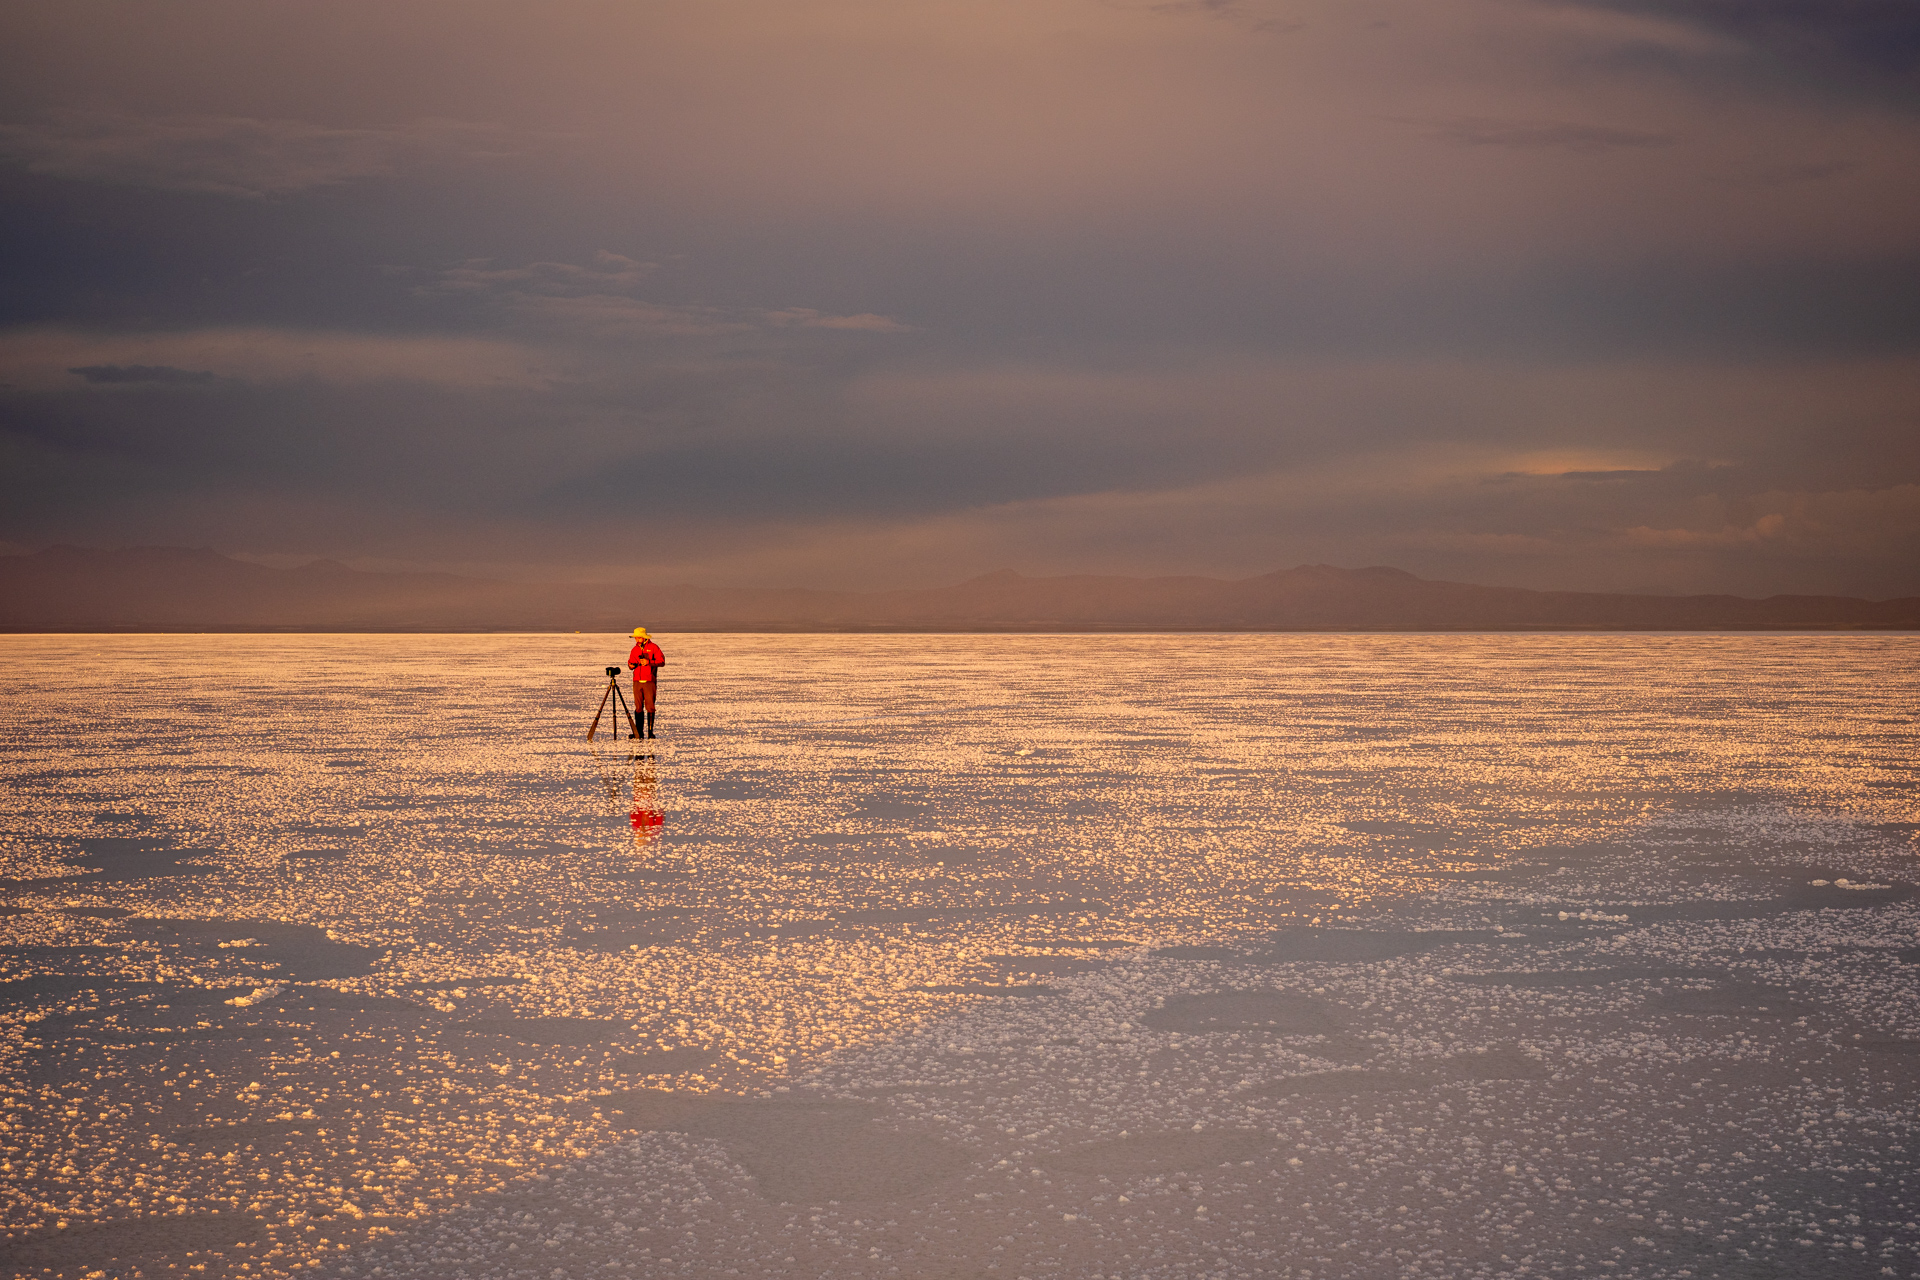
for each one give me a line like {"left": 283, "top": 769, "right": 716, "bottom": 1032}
{"left": 627, "top": 640, "right": 666, "bottom": 681}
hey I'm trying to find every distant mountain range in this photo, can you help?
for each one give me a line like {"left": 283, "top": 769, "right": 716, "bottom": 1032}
{"left": 3, "top": 545, "right": 1917, "bottom": 631}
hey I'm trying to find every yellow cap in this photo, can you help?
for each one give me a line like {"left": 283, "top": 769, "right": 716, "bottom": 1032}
{"left": 632, "top": 627, "right": 648, "bottom": 639}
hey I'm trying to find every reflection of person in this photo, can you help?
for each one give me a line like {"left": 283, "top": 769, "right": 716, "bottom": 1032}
{"left": 591, "top": 748, "right": 664, "bottom": 843}
{"left": 630, "top": 755, "right": 664, "bottom": 843}
{"left": 626, "top": 627, "right": 667, "bottom": 739}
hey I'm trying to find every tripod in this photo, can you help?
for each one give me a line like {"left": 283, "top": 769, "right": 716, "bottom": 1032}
{"left": 587, "top": 666, "right": 642, "bottom": 742}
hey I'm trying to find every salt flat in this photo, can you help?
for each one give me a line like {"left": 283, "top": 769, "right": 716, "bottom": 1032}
{"left": 0, "top": 633, "right": 1916, "bottom": 1280}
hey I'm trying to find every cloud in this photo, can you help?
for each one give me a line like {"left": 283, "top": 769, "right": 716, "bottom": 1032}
{"left": 1126, "top": 0, "right": 1303, "bottom": 32}
{"left": 3, "top": 328, "right": 553, "bottom": 392}
{"left": 539, "top": 451, "right": 1920, "bottom": 600}
{"left": 1415, "top": 117, "right": 1678, "bottom": 152}
{"left": 68, "top": 364, "right": 216, "bottom": 385}
{"left": 433, "top": 251, "right": 659, "bottom": 298}
{"left": 423, "top": 257, "right": 913, "bottom": 341}
{"left": 0, "top": 111, "right": 519, "bottom": 198}
{"left": 1719, "top": 159, "right": 1858, "bottom": 187}
{"left": 1619, "top": 484, "right": 1920, "bottom": 555}
{"left": 0, "top": 0, "right": 1916, "bottom": 600}
{"left": 7, "top": 338, "right": 1918, "bottom": 598}
{"left": 1560, "top": 0, "right": 1920, "bottom": 81}
{"left": 762, "top": 308, "right": 914, "bottom": 333}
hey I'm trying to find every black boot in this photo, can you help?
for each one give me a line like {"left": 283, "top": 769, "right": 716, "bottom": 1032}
{"left": 646, "top": 711, "right": 656, "bottom": 738}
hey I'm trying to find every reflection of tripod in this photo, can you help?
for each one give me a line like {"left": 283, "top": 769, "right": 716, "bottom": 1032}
{"left": 590, "top": 746, "right": 664, "bottom": 844}
{"left": 587, "top": 666, "right": 642, "bottom": 742}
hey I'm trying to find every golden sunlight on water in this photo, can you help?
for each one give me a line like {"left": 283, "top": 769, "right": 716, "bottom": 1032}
{"left": 0, "top": 634, "right": 1916, "bottom": 1280}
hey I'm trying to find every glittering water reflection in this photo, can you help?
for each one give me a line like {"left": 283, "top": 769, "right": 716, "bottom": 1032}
{"left": 0, "top": 633, "right": 1916, "bottom": 1279}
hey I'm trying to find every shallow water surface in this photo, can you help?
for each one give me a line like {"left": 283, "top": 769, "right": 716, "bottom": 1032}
{"left": 1, "top": 633, "right": 1917, "bottom": 1280}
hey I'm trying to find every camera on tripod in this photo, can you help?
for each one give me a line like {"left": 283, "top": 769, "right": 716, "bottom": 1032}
{"left": 588, "top": 665, "right": 640, "bottom": 742}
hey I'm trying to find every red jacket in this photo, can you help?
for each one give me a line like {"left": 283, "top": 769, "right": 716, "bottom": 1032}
{"left": 628, "top": 639, "right": 666, "bottom": 681}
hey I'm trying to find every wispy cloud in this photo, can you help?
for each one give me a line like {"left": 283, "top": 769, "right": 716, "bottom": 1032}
{"left": 1620, "top": 484, "right": 1920, "bottom": 554}
{"left": 68, "top": 364, "right": 216, "bottom": 385}
{"left": 1412, "top": 116, "right": 1678, "bottom": 153}
{"left": 2, "top": 328, "right": 553, "bottom": 391}
{"left": 1717, "top": 158, "right": 1858, "bottom": 186}
{"left": 1559, "top": 0, "right": 1920, "bottom": 81}
{"left": 763, "top": 308, "right": 914, "bottom": 333}
{"left": 433, "top": 251, "right": 659, "bottom": 298}
{"left": 422, "top": 256, "right": 912, "bottom": 340}
{"left": 0, "top": 111, "right": 520, "bottom": 198}
{"left": 1133, "top": 0, "right": 1303, "bottom": 33}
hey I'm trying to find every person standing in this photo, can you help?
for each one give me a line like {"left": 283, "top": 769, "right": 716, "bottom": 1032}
{"left": 627, "top": 627, "right": 667, "bottom": 739}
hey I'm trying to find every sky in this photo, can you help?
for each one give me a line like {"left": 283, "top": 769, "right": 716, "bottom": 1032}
{"left": 2, "top": 0, "right": 1918, "bottom": 598}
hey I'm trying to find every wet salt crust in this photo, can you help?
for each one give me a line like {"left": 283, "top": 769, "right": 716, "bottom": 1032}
{"left": 0, "top": 634, "right": 1916, "bottom": 1280}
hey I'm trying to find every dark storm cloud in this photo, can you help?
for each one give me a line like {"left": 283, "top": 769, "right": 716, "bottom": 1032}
{"left": 1, "top": 0, "right": 1917, "bottom": 595}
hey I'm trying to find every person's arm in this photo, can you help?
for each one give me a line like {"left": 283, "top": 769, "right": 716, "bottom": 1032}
{"left": 651, "top": 642, "right": 666, "bottom": 667}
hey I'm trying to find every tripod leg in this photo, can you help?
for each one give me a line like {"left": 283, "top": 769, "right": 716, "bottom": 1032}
{"left": 615, "top": 685, "right": 638, "bottom": 740}
{"left": 587, "top": 679, "right": 614, "bottom": 741}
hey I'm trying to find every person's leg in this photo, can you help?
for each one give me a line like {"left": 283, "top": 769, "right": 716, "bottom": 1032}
{"left": 643, "top": 679, "right": 658, "bottom": 736}
{"left": 630, "top": 678, "right": 647, "bottom": 738}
